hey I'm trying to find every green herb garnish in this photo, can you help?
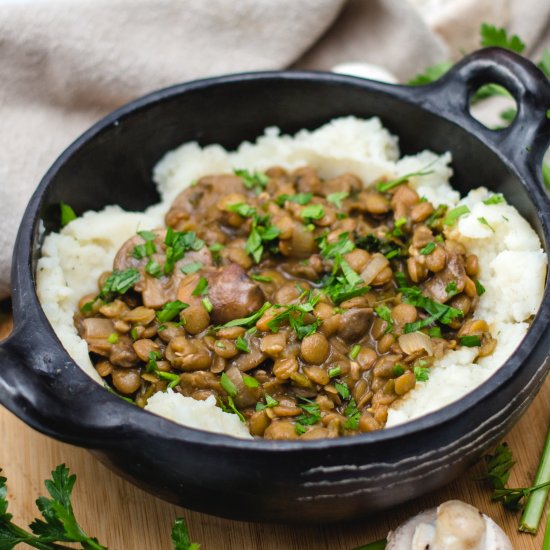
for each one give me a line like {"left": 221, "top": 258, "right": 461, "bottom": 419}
{"left": 107, "top": 333, "right": 119, "bottom": 344}
{"left": 60, "top": 202, "right": 77, "bottom": 227}
{"left": 201, "top": 297, "right": 213, "bottom": 313}
{"left": 443, "top": 205, "right": 470, "bottom": 226}
{"left": 343, "top": 398, "right": 360, "bottom": 430}
{"left": 235, "top": 336, "right": 250, "bottom": 353}
{"left": 335, "top": 381, "right": 350, "bottom": 400}
{"left": 483, "top": 194, "right": 505, "bottom": 205}
{"left": 301, "top": 204, "right": 325, "bottom": 222}
{"left": 171, "top": 517, "right": 201, "bottom": 550}
{"left": 227, "top": 202, "right": 256, "bottom": 217}
{"left": 256, "top": 394, "right": 279, "bottom": 411}
{"left": 220, "top": 372, "right": 237, "bottom": 398}
{"left": 99, "top": 268, "right": 140, "bottom": 299}
{"left": 414, "top": 366, "right": 430, "bottom": 381}
{"left": 157, "top": 300, "right": 189, "bottom": 323}
{"left": 276, "top": 193, "right": 313, "bottom": 206}
{"left": 251, "top": 274, "right": 273, "bottom": 283}
{"left": 328, "top": 366, "right": 342, "bottom": 378}
{"left": 181, "top": 261, "right": 203, "bottom": 275}
{"left": 459, "top": 335, "right": 481, "bottom": 347}
{"left": 376, "top": 167, "right": 434, "bottom": 193}
{"left": 374, "top": 305, "right": 393, "bottom": 333}
{"left": 234, "top": 168, "right": 269, "bottom": 194}
{"left": 349, "top": 344, "right": 361, "bottom": 360}
{"left": 475, "top": 279, "right": 486, "bottom": 296}
{"left": 242, "top": 374, "right": 259, "bottom": 388}
{"left": 327, "top": 191, "right": 349, "bottom": 208}
{"left": 420, "top": 242, "right": 436, "bottom": 255}
{"left": 478, "top": 216, "right": 495, "bottom": 232}
{"left": 192, "top": 277, "right": 209, "bottom": 296}
{"left": 164, "top": 228, "right": 205, "bottom": 275}
{"left": 145, "top": 258, "right": 163, "bottom": 278}
{"left": 217, "top": 301, "right": 272, "bottom": 329}
{"left": 392, "top": 364, "right": 405, "bottom": 377}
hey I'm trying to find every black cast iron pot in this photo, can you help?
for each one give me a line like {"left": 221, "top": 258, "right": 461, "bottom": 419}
{"left": 1, "top": 48, "right": 550, "bottom": 523}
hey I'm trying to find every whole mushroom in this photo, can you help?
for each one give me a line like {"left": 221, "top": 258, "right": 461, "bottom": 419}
{"left": 386, "top": 500, "right": 513, "bottom": 550}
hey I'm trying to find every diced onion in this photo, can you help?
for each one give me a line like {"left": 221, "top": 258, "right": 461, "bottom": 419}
{"left": 360, "top": 253, "right": 389, "bottom": 284}
{"left": 398, "top": 331, "right": 434, "bottom": 356}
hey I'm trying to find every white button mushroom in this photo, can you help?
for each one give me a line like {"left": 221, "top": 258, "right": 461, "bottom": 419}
{"left": 386, "top": 500, "right": 513, "bottom": 550}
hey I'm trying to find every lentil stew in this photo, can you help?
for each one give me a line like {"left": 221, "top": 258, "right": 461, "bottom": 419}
{"left": 75, "top": 166, "right": 494, "bottom": 439}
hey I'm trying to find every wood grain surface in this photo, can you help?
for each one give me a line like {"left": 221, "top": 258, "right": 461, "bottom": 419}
{"left": 0, "top": 306, "right": 548, "bottom": 549}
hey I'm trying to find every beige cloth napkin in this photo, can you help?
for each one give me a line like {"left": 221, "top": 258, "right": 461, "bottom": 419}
{"left": 0, "top": 0, "right": 548, "bottom": 299}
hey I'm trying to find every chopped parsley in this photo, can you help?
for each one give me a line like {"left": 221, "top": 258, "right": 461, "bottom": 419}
{"left": 192, "top": 277, "right": 209, "bottom": 296}
{"left": 99, "top": 268, "right": 140, "bottom": 300}
{"left": 478, "top": 216, "right": 495, "bottom": 232}
{"left": 460, "top": 335, "right": 482, "bottom": 347}
{"left": 376, "top": 167, "right": 434, "bottom": 193}
{"left": 146, "top": 350, "right": 162, "bottom": 373}
{"left": 420, "top": 242, "right": 436, "bottom": 255}
{"left": 234, "top": 168, "right": 269, "bottom": 194}
{"left": 227, "top": 202, "right": 256, "bottom": 217}
{"left": 475, "top": 279, "right": 486, "bottom": 296}
{"left": 60, "top": 201, "right": 77, "bottom": 227}
{"left": 132, "top": 230, "right": 157, "bottom": 259}
{"left": 483, "top": 193, "right": 505, "bottom": 205}
{"left": 392, "top": 364, "right": 405, "bottom": 377}
{"left": 426, "top": 204, "right": 448, "bottom": 228}
{"left": 374, "top": 305, "right": 393, "bottom": 333}
{"left": 343, "top": 398, "right": 360, "bottom": 430}
{"left": 318, "top": 231, "right": 355, "bottom": 259}
{"left": 181, "top": 261, "right": 203, "bottom": 275}
{"left": 445, "top": 281, "right": 459, "bottom": 297}
{"left": 400, "top": 285, "right": 463, "bottom": 332}
{"left": 301, "top": 204, "right": 325, "bottom": 222}
{"left": 354, "top": 233, "right": 383, "bottom": 253}
{"left": 349, "top": 344, "right": 361, "bottom": 360}
{"left": 328, "top": 366, "right": 342, "bottom": 378}
{"left": 443, "top": 205, "right": 470, "bottom": 226}
{"left": 164, "top": 228, "right": 205, "bottom": 274}
{"left": 256, "top": 394, "right": 279, "bottom": 411}
{"left": 220, "top": 372, "right": 237, "bottom": 397}
{"left": 251, "top": 274, "right": 273, "bottom": 283}
{"left": 201, "top": 297, "right": 213, "bottom": 313}
{"left": 242, "top": 374, "right": 259, "bottom": 388}
{"left": 327, "top": 191, "right": 349, "bottom": 208}
{"left": 145, "top": 258, "right": 163, "bottom": 278}
{"left": 235, "top": 336, "right": 250, "bottom": 353}
{"left": 428, "top": 326, "right": 442, "bottom": 338}
{"left": 267, "top": 294, "right": 322, "bottom": 339}
{"left": 157, "top": 371, "right": 181, "bottom": 389}
{"left": 335, "top": 381, "right": 350, "bottom": 400}
{"left": 295, "top": 398, "right": 322, "bottom": 428}
{"left": 156, "top": 300, "right": 189, "bottom": 323}
{"left": 245, "top": 214, "right": 281, "bottom": 263}
{"left": 217, "top": 301, "right": 272, "bottom": 329}
{"left": 414, "top": 366, "right": 430, "bottom": 381}
{"left": 107, "top": 332, "right": 119, "bottom": 344}
{"left": 276, "top": 192, "right": 313, "bottom": 206}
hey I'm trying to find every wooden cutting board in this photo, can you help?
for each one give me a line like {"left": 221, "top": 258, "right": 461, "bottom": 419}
{"left": 0, "top": 308, "right": 548, "bottom": 549}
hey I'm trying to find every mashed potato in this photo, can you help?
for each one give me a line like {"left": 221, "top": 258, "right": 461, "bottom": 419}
{"left": 36, "top": 117, "right": 547, "bottom": 437}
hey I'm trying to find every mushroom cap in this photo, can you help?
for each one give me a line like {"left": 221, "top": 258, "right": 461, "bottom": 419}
{"left": 386, "top": 500, "right": 513, "bottom": 550}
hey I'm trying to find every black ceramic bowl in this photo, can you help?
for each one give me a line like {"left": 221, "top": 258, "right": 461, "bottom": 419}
{"left": 1, "top": 48, "right": 550, "bottom": 523}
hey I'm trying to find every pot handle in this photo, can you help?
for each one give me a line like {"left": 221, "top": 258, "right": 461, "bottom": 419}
{"left": 0, "top": 321, "right": 126, "bottom": 448}
{"left": 409, "top": 47, "right": 550, "bottom": 200}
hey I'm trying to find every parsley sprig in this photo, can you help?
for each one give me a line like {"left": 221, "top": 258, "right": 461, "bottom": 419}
{"left": 0, "top": 464, "right": 200, "bottom": 549}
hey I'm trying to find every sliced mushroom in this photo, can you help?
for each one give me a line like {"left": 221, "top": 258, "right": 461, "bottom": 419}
{"left": 207, "top": 263, "right": 265, "bottom": 324}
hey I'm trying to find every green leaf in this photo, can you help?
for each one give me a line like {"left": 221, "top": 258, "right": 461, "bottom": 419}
{"left": 414, "top": 366, "right": 430, "bottom": 381}
{"left": 419, "top": 242, "right": 436, "bottom": 255}
{"left": 234, "top": 168, "right": 269, "bottom": 193}
{"left": 408, "top": 61, "right": 453, "bottom": 86}
{"left": 276, "top": 193, "right": 313, "bottom": 206}
{"left": 192, "top": 277, "right": 208, "bottom": 296}
{"left": 251, "top": 274, "right": 272, "bottom": 283}
{"left": 374, "top": 305, "right": 393, "bottom": 333}
{"left": 242, "top": 374, "right": 259, "bottom": 388}
{"left": 164, "top": 229, "right": 205, "bottom": 274}
{"left": 235, "top": 336, "right": 250, "bottom": 354}
{"left": 100, "top": 268, "right": 140, "bottom": 299}
{"left": 156, "top": 300, "right": 189, "bottom": 323}
{"left": 400, "top": 286, "right": 463, "bottom": 329}
{"left": 181, "top": 261, "right": 203, "bottom": 275}
{"left": 301, "top": 204, "right": 325, "bottom": 221}
{"left": 460, "top": 335, "right": 481, "bottom": 347}
{"left": 483, "top": 193, "right": 505, "bottom": 205}
{"left": 145, "top": 258, "right": 163, "bottom": 278}
{"left": 443, "top": 205, "right": 470, "bottom": 226}
{"left": 227, "top": 202, "right": 256, "bottom": 217}
{"left": 171, "top": 517, "right": 200, "bottom": 550}
{"left": 480, "top": 23, "right": 525, "bottom": 53}
{"left": 478, "top": 216, "right": 495, "bottom": 232}
{"left": 475, "top": 279, "right": 486, "bottom": 296}
{"left": 543, "top": 163, "right": 550, "bottom": 189}
{"left": 376, "top": 167, "right": 434, "bottom": 193}
{"left": 216, "top": 302, "right": 272, "bottom": 329}
{"left": 327, "top": 192, "right": 349, "bottom": 208}
{"left": 60, "top": 202, "right": 77, "bottom": 227}
{"left": 220, "top": 372, "right": 237, "bottom": 398}
{"left": 335, "top": 382, "right": 350, "bottom": 400}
